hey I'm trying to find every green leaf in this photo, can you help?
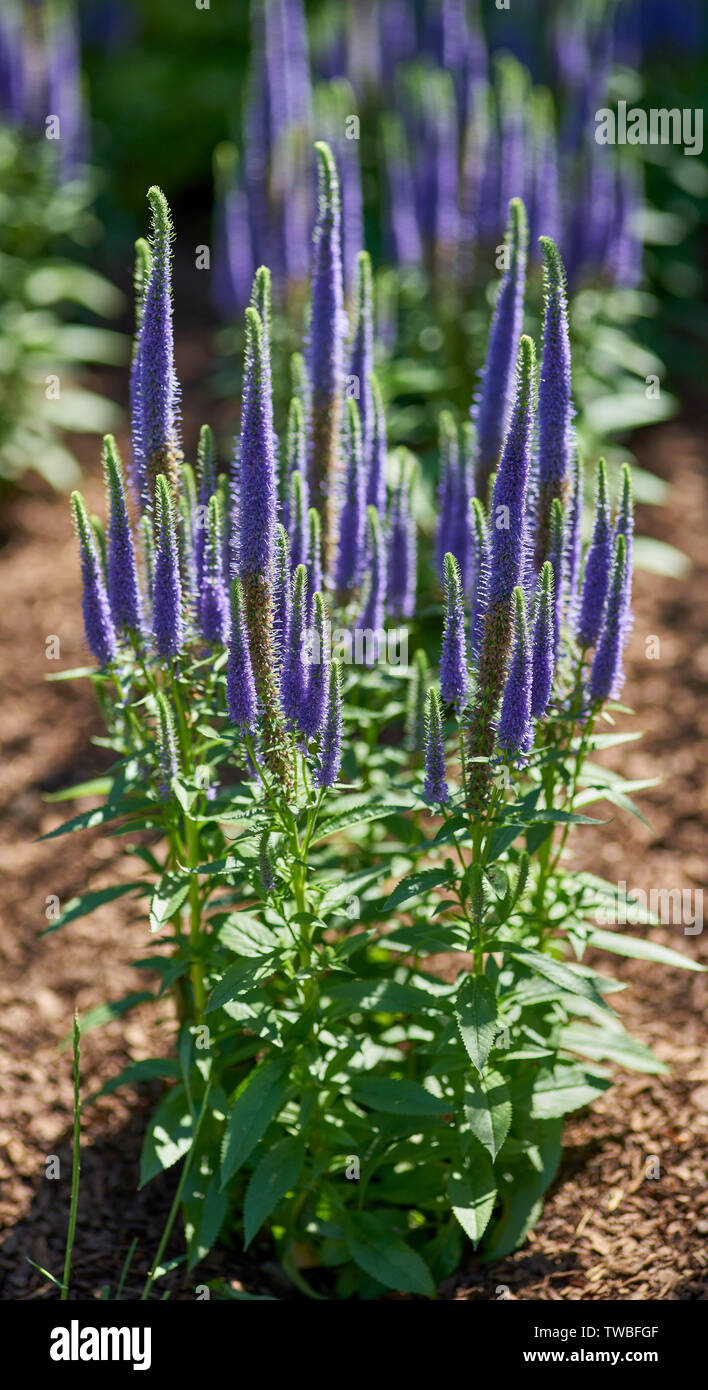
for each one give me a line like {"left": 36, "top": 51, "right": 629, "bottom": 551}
{"left": 43, "top": 777, "right": 113, "bottom": 800}
{"left": 213, "top": 912, "right": 278, "bottom": 957}
{"left": 454, "top": 976, "right": 497, "bottom": 1074}
{"left": 384, "top": 868, "right": 450, "bottom": 911}
{"left": 529, "top": 1064, "right": 611, "bottom": 1119}
{"left": 186, "top": 1173, "right": 229, "bottom": 1270}
{"left": 448, "top": 1150, "right": 497, "bottom": 1246}
{"left": 205, "top": 955, "right": 276, "bottom": 1014}
{"left": 633, "top": 535, "right": 690, "bottom": 579}
{"left": 39, "top": 799, "right": 154, "bottom": 840}
{"left": 90, "top": 1058, "right": 181, "bottom": 1101}
{"left": 139, "top": 1085, "right": 193, "bottom": 1188}
{"left": 586, "top": 927, "right": 705, "bottom": 972}
{"left": 220, "top": 1057, "right": 290, "bottom": 1188}
{"left": 243, "top": 1135, "right": 305, "bottom": 1249}
{"left": 149, "top": 872, "right": 191, "bottom": 931}
{"left": 312, "top": 802, "right": 405, "bottom": 844}
{"left": 483, "top": 1120, "right": 562, "bottom": 1260}
{"left": 345, "top": 1214, "right": 436, "bottom": 1298}
{"left": 501, "top": 946, "right": 609, "bottom": 1006}
{"left": 41, "top": 881, "right": 146, "bottom": 936}
{"left": 326, "top": 979, "right": 445, "bottom": 1015}
{"left": 350, "top": 1076, "right": 450, "bottom": 1117}
{"left": 519, "top": 809, "right": 606, "bottom": 826}
{"left": 463, "top": 1069, "right": 512, "bottom": 1160}
{"left": 65, "top": 992, "right": 153, "bottom": 1045}
{"left": 561, "top": 1022, "right": 668, "bottom": 1075}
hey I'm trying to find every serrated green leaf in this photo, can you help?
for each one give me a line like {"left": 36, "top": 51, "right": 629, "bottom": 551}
{"left": 243, "top": 1135, "right": 305, "bottom": 1249}
{"left": 350, "top": 1075, "right": 450, "bottom": 1117}
{"left": 529, "top": 1064, "right": 611, "bottom": 1119}
{"left": 501, "top": 946, "right": 609, "bottom": 1007}
{"left": 220, "top": 1057, "right": 290, "bottom": 1188}
{"left": 149, "top": 872, "right": 191, "bottom": 930}
{"left": 41, "top": 880, "right": 146, "bottom": 936}
{"left": 463, "top": 1069, "right": 512, "bottom": 1159}
{"left": 561, "top": 1022, "right": 668, "bottom": 1075}
{"left": 345, "top": 1214, "right": 435, "bottom": 1298}
{"left": 312, "top": 802, "right": 405, "bottom": 844}
{"left": 205, "top": 955, "right": 276, "bottom": 1014}
{"left": 586, "top": 927, "right": 705, "bottom": 971}
{"left": 454, "top": 976, "right": 497, "bottom": 1074}
{"left": 448, "top": 1151, "right": 497, "bottom": 1246}
{"left": 384, "top": 867, "right": 450, "bottom": 911}
{"left": 139, "top": 1085, "right": 193, "bottom": 1188}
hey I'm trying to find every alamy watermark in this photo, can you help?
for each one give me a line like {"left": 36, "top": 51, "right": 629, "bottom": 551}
{"left": 595, "top": 880, "right": 703, "bottom": 936}
{"left": 595, "top": 101, "right": 703, "bottom": 156}
{"left": 304, "top": 618, "right": 408, "bottom": 669}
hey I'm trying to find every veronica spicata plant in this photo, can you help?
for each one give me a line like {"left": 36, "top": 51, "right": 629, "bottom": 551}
{"left": 52, "top": 168, "right": 701, "bottom": 1301}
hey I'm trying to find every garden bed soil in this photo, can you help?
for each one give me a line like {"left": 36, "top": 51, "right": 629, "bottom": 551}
{"left": 0, "top": 386, "right": 706, "bottom": 1300}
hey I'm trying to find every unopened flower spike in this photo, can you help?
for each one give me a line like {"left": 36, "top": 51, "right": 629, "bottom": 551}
{"left": 195, "top": 424, "right": 217, "bottom": 587}
{"left": 283, "top": 396, "right": 307, "bottom": 529}
{"left": 531, "top": 560, "right": 555, "bottom": 719}
{"left": 612, "top": 462, "right": 634, "bottom": 639}
{"left": 155, "top": 691, "right": 180, "bottom": 798}
{"left": 179, "top": 462, "right": 198, "bottom": 603}
{"left": 577, "top": 458, "right": 611, "bottom": 648}
{"left": 102, "top": 435, "right": 143, "bottom": 638}
{"left": 307, "top": 141, "right": 345, "bottom": 572}
{"left": 307, "top": 507, "right": 323, "bottom": 619}
{"left": 498, "top": 586, "right": 533, "bottom": 757}
{"left": 315, "top": 658, "right": 343, "bottom": 789}
{"left": 589, "top": 532, "right": 630, "bottom": 703}
{"left": 423, "top": 688, "right": 449, "bottom": 804}
{"left": 258, "top": 830, "right": 277, "bottom": 894}
{"left": 406, "top": 649, "right": 430, "bottom": 753}
{"left": 301, "top": 591, "right": 329, "bottom": 740}
{"left": 288, "top": 469, "right": 310, "bottom": 574}
{"left": 226, "top": 575, "right": 257, "bottom": 729}
{"left": 152, "top": 473, "right": 184, "bottom": 661}
{"left": 71, "top": 490, "right": 117, "bottom": 669}
{"left": 440, "top": 552, "right": 468, "bottom": 709}
{"left": 139, "top": 513, "right": 155, "bottom": 601}
{"left": 250, "top": 265, "right": 272, "bottom": 351}
{"left": 129, "top": 236, "right": 152, "bottom": 503}
{"left": 472, "top": 197, "right": 528, "bottom": 500}
{"left": 133, "top": 187, "right": 182, "bottom": 510}
{"left": 349, "top": 250, "right": 375, "bottom": 482}
{"left": 534, "top": 236, "right": 574, "bottom": 568}
{"left": 200, "top": 493, "right": 230, "bottom": 645}
{"left": 281, "top": 564, "right": 309, "bottom": 731}
{"left": 358, "top": 505, "right": 387, "bottom": 662}
{"left": 272, "top": 523, "right": 292, "bottom": 669}
{"left": 565, "top": 450, "right": 583, "bottom": 624}
{"left": 336, "top": 397, "right": 366, "bottom": 593}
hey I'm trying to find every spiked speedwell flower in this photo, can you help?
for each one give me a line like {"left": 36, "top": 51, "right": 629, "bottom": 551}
{"left": 71, "top": 490, "right": 117, "bottom": 668}
{"left": 349, "top": 250, "right": 375, "bottom": 485}
{"left": 226, "top": 576, "right": 257, "bottom": 729}
{"left": 498, "top": 587, "right": 533, "bottom": 756}
{"left": 534, "top": 236, "right": 574, "bottom": 568}
{"left": 577, "top": 458, "right": 611, "bottom": 648}
{"left": 531, "top": 561, "right": 555, "bottom": 719}
{"left": 307, "top": 141, "right": 345, "bottom": 570}
{"left": 281, "top": 564, "right": 309, "bottom": 731}
{"left": 199, "top": 494, "right": 230, "bottom": 645}
{"left": 132, "top": 188, "right": 182, "bottom": 509}
{"left": 300, "top": 591, "right": 329, "bottom": 739}
{"left": 589, "top": 531, "right": 629, "bottom": 703}
{"left": 473, "top": 197, "right": 528, "bottom": 500}
{"left": 315, "top": 658, "right": 343, "bottom": 789}
{"left": 103, "top": 435, "right": 143, "bottom": 637}
{"left": 336, "top": 398, "right": 366, "bottom": 592}
{"left": 423, "top": 688, "right": 449, "bottom": 804}
{"left": 359, "top": 506, "right": 387, "bottom": 662}
{"left": 387, "top": 449, "right": 417, "bottom": 620}
{"left": 152, "top": 475, "right": 184, "bottom": 661}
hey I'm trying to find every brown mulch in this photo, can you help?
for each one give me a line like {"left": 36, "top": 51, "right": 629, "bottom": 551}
{"left": 0, "top": 403, "right": 706, "bottom": 1300}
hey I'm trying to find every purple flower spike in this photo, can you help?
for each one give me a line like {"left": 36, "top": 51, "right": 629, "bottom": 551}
{"left": 307, "top": 141, "right": 345, "bottom": 571}
{"left": 548, "top": 497, "right": 565, "bottom": 663}
{"left": 387, "top": 449, "right": 417, "bottom": 620}
{"left": 381, "top": 112, "right": 422, "bottom": 270}
{"left": 155, "top": 692, "right": 180, "bottom": 798}
{"left": 200, "top": 494, "right": 230, "bottom": 646}
{"left": 349, "top": 251, "right": 375, "bottom": 483}
{"left": 589, "top": 532, "right": 629, "bottom": 703}
{"left": 179, "top": 464, "right": 198, "bottom": 606}
{"left": 335, "top": 398, "right": 366, "bottom": 592}
{"left": 531, "top": 561, "right": 555, "bottom": 719}
{"left": 565, "top": 450, "right": 583, "bottom": 626}
{"left": 469, "top": 496, "right": 490, "bottom": 658}
{"left": 367, "top": 374, "right": 387, "bottom": 514}
{"left": 71, "top": 491, "right": 117, "bottom": 669}
{"left": 450, "top": 421, "right": 475, "bottom": 591}
{"left": 195, "top": 424, "right": 217, "bottom": 588}
{"left": 358, "top": 506, "right": 387, "bottom": 663}
{"left": 103, "top": 435, "right": 143, "bottom": 637}
{"left": 288, "top": 469, "right": 310, "bottom": 574}
{"left": 534, "top": 236, "right": 575, "bottom": 568}
{"left": 281, "top": 564, "right": 309, "bottom": 729}
{"left": 152, "top": 474, "right": 184, "bottom": 662}
{"left": 577, "top": 459, "right": 611, "bottom": 648}
{"left": 315, "top": 659, "right": 343, "bottom": 790}
{"left": 440, "top": 553, "right": 468, "bottom": 709}
{"left": 472, "top": 198, "right": 528, "bottom": 500}
{"left": 498, "top": 587, "right": 533, "bottom": 757}
{"left": 238, "top": 305, "right": 277, "bottom": 581}
{"left": 424, "top": 688, "right": 449, "bottom": 804}
{"left": 133, "top": 188, "right": 182, "bottom": 509}
{"left": 227, "top": 576, "right": 257, "bottom": 729}
{"left": 128, "top": 237, "right": 151, "bottom": 506}
{"left": 272, "top": 523, "right": 292, "bottom": 668}
{"left": 487, "top": 335, "right": 535, "bottom": 614}
{"left": 301, "top": 591, "right": 328, "bottom": 739}
{"left": 436, "top": 411, "right": 459, "bottom": 576}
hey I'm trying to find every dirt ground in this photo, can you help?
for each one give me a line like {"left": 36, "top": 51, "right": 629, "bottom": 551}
{"left": 0, "top": 386, "right": 706, "bottom": 1299}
